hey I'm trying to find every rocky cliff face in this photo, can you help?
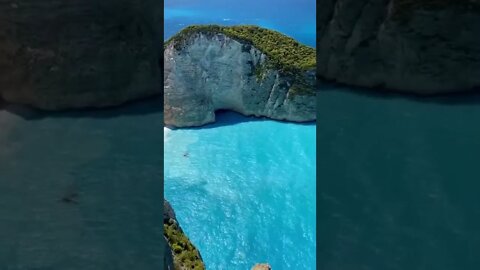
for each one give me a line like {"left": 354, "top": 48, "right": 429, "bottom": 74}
{"left": 317, "top": 0, "right": 480, "bottom": 94}
{"left": 164, "top": 200, "right": 205, "bottom": 270}
{"left": 164, "top": 27, "right": 316, "bottom": 127}
{"left": 0, "top": 0, "right": 162, "bottom": 109}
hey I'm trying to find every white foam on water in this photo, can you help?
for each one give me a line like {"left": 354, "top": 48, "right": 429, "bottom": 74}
{"left": 164, "top": 127, "right": 172, "bottom": 142}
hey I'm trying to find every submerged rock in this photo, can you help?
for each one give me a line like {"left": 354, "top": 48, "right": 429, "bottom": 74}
{"left": 317, "top": 0, "right": 480, "bottom": 94}
{"left": 164, "top": 25, "right": 316, "bottom": 127}
{"left": 0, "top": 0, "right": 162, "bottom": 109}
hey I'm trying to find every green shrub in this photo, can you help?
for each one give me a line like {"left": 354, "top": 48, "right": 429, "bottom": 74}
{"left": 290, "top": 82, "right": 316, "bottom": 96}
{"left": 165, "top": 25, "right": 316, "bottom": 73}
{"left": 164, "top": 218, "right": 205, "bottom": 270}
{"left": 254, "top": 62, "right": 271, "bottom": 82}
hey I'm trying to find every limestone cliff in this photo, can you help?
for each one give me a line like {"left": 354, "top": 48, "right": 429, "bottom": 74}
{"left": 317, "top": 0, "right": 480, "bottom": 94}
{"left": 0, "top": 0, "right": 162, "bottom": 109}
{"left": 164, "top": 25, "right": 316, "bottom": 127}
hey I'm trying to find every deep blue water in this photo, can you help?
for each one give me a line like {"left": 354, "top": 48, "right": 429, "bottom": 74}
{"left": 164, "top": 113, "right": 316, "bottom": 269}
{"left": 165, "top": 0, "right": 316, "bottom": 47}
{"left": 164, "top": 1, "right": 316, "bottom": 269}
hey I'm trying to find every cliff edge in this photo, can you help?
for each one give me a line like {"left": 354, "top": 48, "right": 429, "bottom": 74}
{"left": 164, "top": 200, "right": 205, "bottom": 270}
{"left": 0, "top": 0, "right": 162, "bottom": 109}
{"left": 317, "top": 0, "right": 480, "bottom": 94}
{"left": 164, "top": 25, "right": 316, "bottom": 127}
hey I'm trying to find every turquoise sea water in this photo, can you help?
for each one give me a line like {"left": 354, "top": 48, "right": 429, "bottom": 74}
{"left": 164, "top": 113, "right": 316, "bottom": 269}
{"left": 164, "top": 0, "right": 317, "bottom": 269}
{"left": 164, "top": 0, "right": 316, "bottom": 47}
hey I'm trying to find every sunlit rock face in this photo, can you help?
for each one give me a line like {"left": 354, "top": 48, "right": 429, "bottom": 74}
{"left": 164, "top": 31, "right": 316, "bottom": 128}
{"left": 252, "top": 263, "right": 272, "bottom": 270}
{"left": 0, "top": 0, "right": 162, "bottom": 109}
{"left": 317, "top": 0, "right": 480, "bottom": 94}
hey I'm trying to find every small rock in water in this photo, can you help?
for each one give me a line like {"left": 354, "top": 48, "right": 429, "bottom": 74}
{"left": 252, "top": 263, "right": 271, "bottom": 270}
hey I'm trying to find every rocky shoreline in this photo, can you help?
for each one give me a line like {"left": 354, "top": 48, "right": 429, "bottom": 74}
{"left": 164, "top": 200, "right": 205, "bottom": 270}
{"left": 164, "top": 25, "right": 317, "bottom": 127}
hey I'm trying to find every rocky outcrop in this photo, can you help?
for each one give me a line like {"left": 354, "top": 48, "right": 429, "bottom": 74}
{"left": 252, "top": 263, "right": 272, "bottom": 270}
{"left": 164, "top": 200, "right": 205, "bottom": 270}
{"left": 164, "top": 235, "right": 175, "bottom": 270}
{"left": 317, "top": 0, "right": 480, "bottom": 94}
{"left": 164, "top": 200, "right": 177, "bottom": 221}
{"left": 164, "top": 25, "right": 316, "bottom": 127}
{"left": 0, "top": 0, "right": 162, "bottom": 110}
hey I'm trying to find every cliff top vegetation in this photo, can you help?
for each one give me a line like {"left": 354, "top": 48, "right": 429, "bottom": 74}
{"left": 164, "top": 218, "right": 205, "bottom": 270}
{"left": 165, "top": 25, "right": 316, "bottom": 73}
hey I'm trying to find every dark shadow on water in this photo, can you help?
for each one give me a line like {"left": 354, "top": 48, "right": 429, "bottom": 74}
{"left": 172, "top": 110, "right": 316, "bottom": 131}
{"left": 0, "top": 96, "right": 163, "bottom": 121}
{"left": 319, "top": 81, "right": 480, "bottom": 106}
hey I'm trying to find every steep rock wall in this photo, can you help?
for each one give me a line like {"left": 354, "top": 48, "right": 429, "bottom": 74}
{"left": 0, "top": 0, "right": 162, "bottom": 109}
{"left": 164, "top": 200, "right": 205, "bottom": 270}
{"left": 164, "top": 31, "right": 316, "bottom": 127}
{"left": 317, "top": 0, "right": 480, "bottom": 94}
